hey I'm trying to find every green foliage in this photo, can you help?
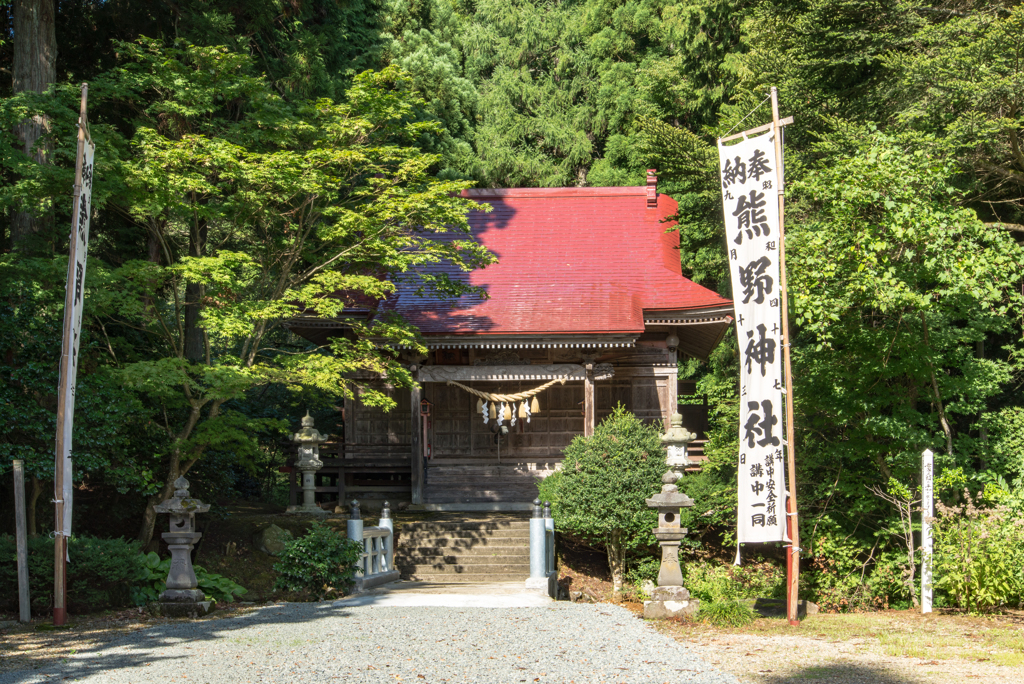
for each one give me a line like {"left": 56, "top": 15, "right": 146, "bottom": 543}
{"left": 132, "top": 552, "right": 248, "bottom": 605}
{"left": 684, "top": 559, "right": 785, "bottom": 603}
{"left": 699, "top": 598, "right": 757, "bottom": 627}
{"left": 273, "top": 522, "right": 363, "bottom": 599}
{"left": 0, "top": 535, "right": 145, "bottom": 614}
{"left": 625, "top": 555, "right": 662, "bottom": 589}
{"left": 539, "top": 406, "right": 666, "bottom": 555}
{"left": 931, "top": 492, "right": 1024, "bottom": 613}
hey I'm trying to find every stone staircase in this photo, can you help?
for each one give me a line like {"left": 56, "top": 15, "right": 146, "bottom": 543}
{"left": 395, "top": 516, "right": 531, "bottom": 583}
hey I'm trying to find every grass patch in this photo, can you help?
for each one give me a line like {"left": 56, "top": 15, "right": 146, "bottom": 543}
{"left": 699, "top": 599, "right": 757, "bottom": 627}
{"left": 660, "top": 608, "right": 1024, "bottom": 668}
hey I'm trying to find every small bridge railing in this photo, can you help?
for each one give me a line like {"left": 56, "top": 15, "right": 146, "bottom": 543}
{"left": 346, "top": 500, "right": 400, "bottom": 591}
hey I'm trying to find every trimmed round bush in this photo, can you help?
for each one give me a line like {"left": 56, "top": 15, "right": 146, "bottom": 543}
{"left": 273, "top": 521, "right": 363, "bottom": 599}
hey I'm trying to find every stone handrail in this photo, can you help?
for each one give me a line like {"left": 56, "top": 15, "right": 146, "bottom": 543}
{"left": 360, "top": 526, "right": 392, "bottom": 577}
{"left": 346, "top": 500, "right": 400, "bottom": 591}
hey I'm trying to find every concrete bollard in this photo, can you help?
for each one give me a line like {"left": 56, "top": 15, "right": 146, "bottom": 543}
{"left": 347, "top": 500, "right": 365, "bottom": 578}
{"left": 543, "top": 501, "right": 555, "bottom": 576}
{"left": 378, "top": 501, "right": 394, "bottom": 572}
{"left": 529, "top": 498, "right": 546, "bottom": 580}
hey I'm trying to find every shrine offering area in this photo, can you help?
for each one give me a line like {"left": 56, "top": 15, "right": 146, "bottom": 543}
{"left": 0, "top": 601, "right": 740, "bottom": 684}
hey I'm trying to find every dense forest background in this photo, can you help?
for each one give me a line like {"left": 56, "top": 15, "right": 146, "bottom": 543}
{"left": 1, "top": 0, "right": 1023, "bottom": 610}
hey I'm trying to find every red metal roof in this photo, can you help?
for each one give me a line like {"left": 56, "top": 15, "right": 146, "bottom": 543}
{"left": 386, "top": 186, "right": 732, "bottom": 337}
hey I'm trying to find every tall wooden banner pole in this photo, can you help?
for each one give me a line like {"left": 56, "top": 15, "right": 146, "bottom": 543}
{"left": 770, "top": 86, "right": 801, "bottom": 626}
{"left": 54, "top": 84, "right": 91, "bottom": 627}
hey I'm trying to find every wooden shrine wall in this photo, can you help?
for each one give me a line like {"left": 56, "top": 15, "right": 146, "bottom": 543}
{"left": 345, "top": 384, "right": 411, "bottom": 458}
{"left": 345, "top": 344, "right": 676, "bottom": 466}
{"left": 424, "top": 370, "right": 672, "bottom": 465}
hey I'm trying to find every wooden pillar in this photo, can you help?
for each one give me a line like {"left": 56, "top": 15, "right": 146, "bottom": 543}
{"left": 584, "top": 363, "right": 595, "bottom": 437}
{"left": 668, "top": 349, "right": 679, "bottom": 423}
{"left": 410, "top": 374, "right": 424, "bottom": 504}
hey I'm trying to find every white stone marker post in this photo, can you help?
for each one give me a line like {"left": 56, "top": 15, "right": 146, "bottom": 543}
{"left": 921, "top": 448, "right": 934, "bottom": 614}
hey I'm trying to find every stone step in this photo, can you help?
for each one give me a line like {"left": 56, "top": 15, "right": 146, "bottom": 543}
{"left": 397, "top": 528, "right": 532, "bottom": 540}
{"left": 400, "top": 552, "right": 529, "bottom": 565}
{"left": 398, "top": 562, "right": 530, "bottom": 575}
{"left": 400, "top": 521, "right": 530, "bottom": 532}
{"left": 394, "top": 513, "right": 532, "bottom": 585}
{"left": 397, "top": 543, "right": 530, "bottom": 555}
{"left": 401, "top": 574, "right": 528, "bottom": 583}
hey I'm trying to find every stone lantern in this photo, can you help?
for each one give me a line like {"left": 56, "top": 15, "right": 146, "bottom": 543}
{"left": 287, "top": 411, "right": 329, "bottom": 515}
{"left": 153, "top": 476, "right": 211, "bottom": 617}
{"left": 643, "top": 471, "right": 699, "bottom": 620}
{"left": 661, "top": 413, "right": 696, "bottom": 478}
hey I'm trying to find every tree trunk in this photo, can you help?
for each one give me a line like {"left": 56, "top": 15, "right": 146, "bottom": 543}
{"left": 183, "top": 219, "right": 208, "bottom": 361}
{"left": 920, "top": 314, "right": 954, "bottom": 456}
{"left": 137, "top": 476, "right": 178, "bottom": 550}
{"left": 11, "top": 0, "right": 57, "bottom": 248}
{"left": 27, "top": 475, "right": 42, "bottom": 537}
{"left": 606, "top": 528, "right": 625, "bottom": 594}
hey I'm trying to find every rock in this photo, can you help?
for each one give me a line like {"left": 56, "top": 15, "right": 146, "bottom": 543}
{"left": 224, "top": 541, "right": 237, "bottom": 556}
{"left": 640, "top": 580, "right": 656, "bottom": 596}
{"left": 253, "top": 524, "right": 293, "bottom": 556}
{"left": 644, "top": 596, "right": 700, "bottom": 620}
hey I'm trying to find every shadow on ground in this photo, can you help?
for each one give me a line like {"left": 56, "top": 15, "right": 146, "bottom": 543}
{"left": 760, "top": 663, "right": 923, "bottom": 683}
{"left": 0, "top": 603, "right": 349, "bottom": 684}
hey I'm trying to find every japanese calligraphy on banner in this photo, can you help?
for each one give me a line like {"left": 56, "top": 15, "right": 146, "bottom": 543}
{"left": 57, "top": 135, "right": 95, "bottom": 537}
{"left": 718, "top": 128, "right": 786, "bottom": 544}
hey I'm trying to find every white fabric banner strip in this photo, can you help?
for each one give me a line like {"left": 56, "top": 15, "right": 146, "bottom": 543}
{"left": 718, "top": 128, "right": 786, "bottom": 545}
{"left": 58, "top": 139, "right": 95, "bottom": 537}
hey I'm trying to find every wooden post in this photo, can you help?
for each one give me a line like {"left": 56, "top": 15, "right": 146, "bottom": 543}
{"left": 410, "top": 372, "right": 424, "bottom": 504}
{"left": 14, "top": 460, "right": 31, "bottom": 623}
{"left": 771, "top": 86, "right": 801, "bottom": 626}
{"left": 584, "top": 364, "right": 595, "bottom": 437}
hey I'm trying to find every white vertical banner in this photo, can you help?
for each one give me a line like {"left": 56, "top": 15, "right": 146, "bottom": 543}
{"left": 718, "top": 128, "right": 787, "bottom": 546}
{"left": 921, "top": 448, "right": 934, "bottom": 613}
{"left": 57, "top": 134, "right": 95, "bottom": 537}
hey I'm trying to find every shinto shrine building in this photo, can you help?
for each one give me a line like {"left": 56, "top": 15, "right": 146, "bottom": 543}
{"left": 289, "top": 172, "right": 733, "bottom": 511}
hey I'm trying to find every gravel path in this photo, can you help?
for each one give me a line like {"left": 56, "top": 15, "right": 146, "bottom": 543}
{"left": 0, "top": 602, "right": 740, "bottom": 684}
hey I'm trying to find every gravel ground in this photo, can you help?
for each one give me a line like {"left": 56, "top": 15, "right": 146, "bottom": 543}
{"left": 0, "top": 602, "right": 740, "bottom": 684}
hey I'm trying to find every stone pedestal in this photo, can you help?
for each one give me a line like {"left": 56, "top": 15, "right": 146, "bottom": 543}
{"left": 644, "top": 586, "right": 700, "bottom": 619}
{"left": 286, "top": 412, "right": 329, "bottom": 515}
{"left": 153, "top": 477, "right": 211, "bottom": 618}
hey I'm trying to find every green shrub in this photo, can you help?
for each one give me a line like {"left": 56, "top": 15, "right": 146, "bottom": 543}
{"left": 132, "top": 552, "right": 248, "bottom": 605}
{"left": 932, "top": 492, "right": 1024, "bottom": 612}
{"left": 0, "top": 535, "right": 145, "bottom": 614}
{"left": 626, "top": 556, "right": 662, "bottom": 588}
{"left": 538, "top": 405, "right": 666, "bottom": 592}
{"left": 699, "top": 599, "right": 757, "bottom": 627}
{"left": 273, "top": 521, "right": 363, "bottom": 599}
{"left": 684, "top": 560, "right": 785, "bottom": 603}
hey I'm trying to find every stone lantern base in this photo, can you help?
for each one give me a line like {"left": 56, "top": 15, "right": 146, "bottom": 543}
{"left": 643, "top": 586, "right": 700, "bottom": 620}
{"left": 158, "top": 595, "right": 213, "bottom": 618}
